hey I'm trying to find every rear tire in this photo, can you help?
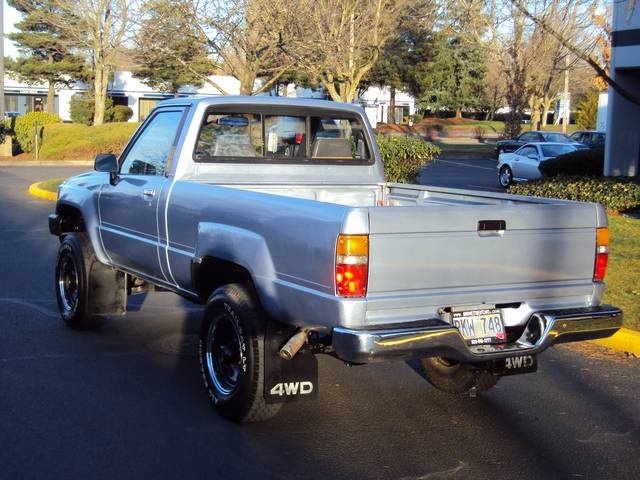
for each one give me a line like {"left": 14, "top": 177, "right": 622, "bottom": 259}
{"left": 419, "top": 357, "right": 499, "bottom": 394}
{"left": 498, "top": 165, "right": 513, "bottom": 188}
{"left": 55, "top": 233, "right": 104, "bottom": 330}
{"left": 199, "top": 283, "right": 282, "bottom": 422}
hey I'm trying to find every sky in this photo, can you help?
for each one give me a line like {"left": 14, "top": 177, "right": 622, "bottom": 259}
{"left": 3, "top": 1, "right": 21, "bottom": 59}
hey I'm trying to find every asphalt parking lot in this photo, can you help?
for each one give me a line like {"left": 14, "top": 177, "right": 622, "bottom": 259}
{"left": 1, "top": 165, "right": 639, "bottom": 480}
{"left": 420, "top": 154, "right": 502, "bottom": 192}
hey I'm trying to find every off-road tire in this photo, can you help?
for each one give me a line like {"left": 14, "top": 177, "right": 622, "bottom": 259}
{"left": 199, "top": 283, "right": 282, "bottom": 423}
{"left": 55, "top": 233, "right": 104, "bottom": 330}
{"left": 419, "top": 357, "right": 499, "bottom": 395}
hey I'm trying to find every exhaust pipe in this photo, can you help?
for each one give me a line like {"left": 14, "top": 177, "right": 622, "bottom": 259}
{"left": 279, "top": 329, "right": 308, "bottom": 360}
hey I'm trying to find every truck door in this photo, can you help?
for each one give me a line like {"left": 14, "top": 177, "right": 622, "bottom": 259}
{"left": 98, "top": 107, "right": 185, "bottom": 282}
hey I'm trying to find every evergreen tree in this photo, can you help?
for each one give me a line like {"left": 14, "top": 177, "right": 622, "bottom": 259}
{"left": 365, "top": 2, "right": 439, "bottom": 124}
{"left": 6, "top": 0, "right": 86, "bottom": 114}
{"left": 415, "top": 36, "right": 487, "bottom": 119}
{"left": 133, "top": 0, "right": 213, "bottom": 95}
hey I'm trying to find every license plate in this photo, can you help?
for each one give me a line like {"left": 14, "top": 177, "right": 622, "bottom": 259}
{"left": 451, "top": 308, "right": 506, "bottom": 345}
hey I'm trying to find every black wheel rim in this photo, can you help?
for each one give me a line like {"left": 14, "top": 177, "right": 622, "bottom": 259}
{"left": 205, "top": 314, "right": 242, "bottom": 397}
{"left": 57, "top": 250, "right": 79, "bottom": 314}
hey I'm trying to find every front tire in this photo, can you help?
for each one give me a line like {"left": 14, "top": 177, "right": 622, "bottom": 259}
{"left": 199, "top": 284, "right": 282, "bottom": 423}
{"left": 419, "top": 357, "right": 499, "bottom": 394}
{"left": 498, "top": 165, "right": 513, "bottom": 188}
{"left": 55, "top": 233, "right": 104, "bottom": 330}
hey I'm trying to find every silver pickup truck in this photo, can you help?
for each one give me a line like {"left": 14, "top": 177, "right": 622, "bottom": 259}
{"left": 49, "top": 97, "right": 622, "bottom": 422}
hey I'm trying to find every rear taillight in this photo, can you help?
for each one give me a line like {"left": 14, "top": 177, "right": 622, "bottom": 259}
{"left": 335, "top": 234, "right": 368, "bottom": 297}
{"left": 593, "top": 227, "right": 609, "bottom": 282}
{"left": 295, "top": 133, "right": 303, "bottom": 144}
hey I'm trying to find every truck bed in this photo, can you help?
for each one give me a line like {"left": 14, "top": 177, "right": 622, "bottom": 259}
{"left": 183, "top": 180, "right": 603, "bottom": 329}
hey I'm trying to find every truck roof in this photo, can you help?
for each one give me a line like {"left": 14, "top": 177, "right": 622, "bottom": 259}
{"left": 157, "top": 95, "right": 366, "bottom": 115}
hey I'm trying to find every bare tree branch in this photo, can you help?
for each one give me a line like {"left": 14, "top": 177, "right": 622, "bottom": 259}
{"left": 510, "top": 0, "right": 640, "bottom": 107}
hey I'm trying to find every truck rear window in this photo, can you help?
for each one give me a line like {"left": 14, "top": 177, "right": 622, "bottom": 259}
{"left": 193, "top": 111, "right": 371, "bottom": 164}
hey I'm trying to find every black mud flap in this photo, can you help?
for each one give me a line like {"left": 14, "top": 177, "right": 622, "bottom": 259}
{"left": 490, "top": 354, "right": 538, "bottom": 376}
{"left": 264, "top": 321, "right": 318, "bottom": 404}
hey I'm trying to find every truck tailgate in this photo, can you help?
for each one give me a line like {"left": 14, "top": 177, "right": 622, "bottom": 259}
{"left": 367, "top": 202, "right": 598, "bottom": 295}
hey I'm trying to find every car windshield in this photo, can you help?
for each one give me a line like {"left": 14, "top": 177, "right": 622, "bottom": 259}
{"left": 543, "top": 133, "right": 571, "bottom": 142}
{"left": 540, "top": 144, "right": 576, "bottom": 157}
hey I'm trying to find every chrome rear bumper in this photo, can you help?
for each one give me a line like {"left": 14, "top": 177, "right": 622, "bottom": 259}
{"left": 332, "top": 305, "right": 623, "bottom": 364}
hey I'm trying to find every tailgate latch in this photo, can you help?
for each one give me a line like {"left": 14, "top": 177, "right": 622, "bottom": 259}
{"left": 478, "top": 220, "right": 506, "bottom": 236}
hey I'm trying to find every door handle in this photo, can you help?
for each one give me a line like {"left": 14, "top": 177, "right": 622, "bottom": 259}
{"left": 143, "top": 189, "right": 156, "bottom": 198}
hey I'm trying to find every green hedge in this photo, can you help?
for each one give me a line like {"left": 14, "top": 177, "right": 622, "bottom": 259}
{"left": 14, "top": 112, "right": 61, "bottom": 152}
{"left": 376, "top": 133, "right": 440, "bottom": 183}
{"left": 508, "top": 176, "right": 640, "bottom": 212}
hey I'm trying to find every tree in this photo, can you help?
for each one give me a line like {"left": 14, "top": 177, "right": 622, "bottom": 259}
{"left": 186, "top": 0, "right": 297, "bottom": 95}
{"left": 502, "top": 6, "right": 528, "bottom": 139}
{"left": 6, "top": 0, "right": 86, "bottom": 114}
{"left": 510, "top": 0, "right": 640, "bottom": 108}
{"left": 365, "top": 1, "right": 439, "bottom": 123}
{"left": 133, "top": 0, "right": 213, "bottom": 96}
{"left": 289, "top": 0, "right": 409, "bottom": 103}
{"left": 416, "top": 35, "right": 486, "bottom": 119}
{"left": 575, "top": 89, "right": 599, "bottom": 129}
{"left": 40, "top": 0, "right": 131, "bottom": 125}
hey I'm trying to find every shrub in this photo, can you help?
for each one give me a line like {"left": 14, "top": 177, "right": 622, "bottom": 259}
{"left": 539, "top": 149, "right": 604, "bottom": 177}
{"left": 112, "top": 105, "right": 134, "bottom": 122}
{"left": 507, "top": 176, "right": 640, "bottom": 212}
{"left": 69, "top": 94, "right": 94, "bottom": 125}
{"left": 410, "top": 113, "right": 423, "bottom": 124}
{"left": 14, "top": 111, "right": 61, "bottom": 153}
{"left": 576, "top": 90, "right": 599, "bottom": 130}
{"left": 376, "top": 133, "right": 440, "bottom": 183}
{"left": 69, "top": 93, "right": 116, "bottom": 125}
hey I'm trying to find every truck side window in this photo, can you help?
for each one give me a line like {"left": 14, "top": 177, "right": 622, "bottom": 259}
{"left": 195, "top": 113, "right": 262, "bottom": 158}
{"left": 120, "top": 109, "right": 184, "bottom": 176}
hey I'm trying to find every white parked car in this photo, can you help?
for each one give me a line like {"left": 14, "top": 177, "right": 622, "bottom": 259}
{"left": 497, "top": 142, "right": 579, "bottom": 188}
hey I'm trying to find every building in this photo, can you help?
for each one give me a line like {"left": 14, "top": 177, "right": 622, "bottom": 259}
{"left": 3, "top": 71, "right": 415, "bottom": 127}
{"left": 605, "top": 1, "right": 640, "bottom": 177}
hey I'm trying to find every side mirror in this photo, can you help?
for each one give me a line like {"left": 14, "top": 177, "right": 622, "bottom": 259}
{"left": 95, "top": 153, "right": 119, "bottom": 185}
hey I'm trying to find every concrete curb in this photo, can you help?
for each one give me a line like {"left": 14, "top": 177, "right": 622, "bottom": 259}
{"left": 592, "top": 328, "right": 640, "bottom": 357}
{"left": 28, "top": 181, "right": 58, "bottom": 202}
{"left": 1, "top": 160, "right": 93, "bottom": 167}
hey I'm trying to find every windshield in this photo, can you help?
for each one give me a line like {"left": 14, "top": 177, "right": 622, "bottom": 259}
{"left": 543, "top": 133, "right": 571, "bottom": 142}
{"left": 540, "top": 144, "right": 576, "bottom": 157}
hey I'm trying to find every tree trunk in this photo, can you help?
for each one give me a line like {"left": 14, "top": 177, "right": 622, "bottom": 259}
{"left": 387, "top": 87, "right": 396, "bottom": 124}
{"left": 46, "top": 81, "right": 56, "bottom": 114}
{"left": 541, "top": 96, "right": 553, "bottom": 126}
{"left": 239, "top": 74, "right": 255, "bottom": 96}
{"left": 93, "top": 64, "right": 109, "bottom": 126}
{"left": 529, "top": 96, "right": 542, "bottom": 131}
{"left": 455, "top": 108, "right": 462, "bottom": 119}
{"left": 46, "top": 54, "right": 56, "bottom": 114}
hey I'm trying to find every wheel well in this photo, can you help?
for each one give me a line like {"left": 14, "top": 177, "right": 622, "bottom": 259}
{"left": 193, "top": 257, "right": 254, "bottom": 302}
{"left": 56, "top": 204, "right": 86, "bottom": 233}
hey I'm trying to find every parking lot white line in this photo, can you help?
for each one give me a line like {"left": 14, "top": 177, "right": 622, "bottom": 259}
{"left": 437, "top": 159, "right": 496, "bottom": 171}
{"left": 0, "top": 298, "right": 59, "bottom": 317}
